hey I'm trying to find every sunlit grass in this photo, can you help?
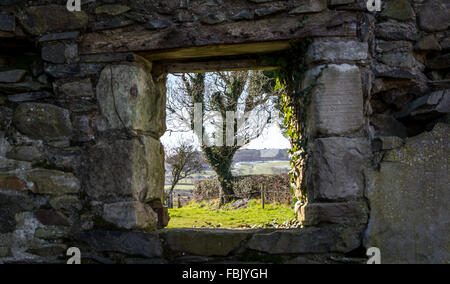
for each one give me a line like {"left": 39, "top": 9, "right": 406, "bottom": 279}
{"left": 167, "top": 199, "right": 295, "bottom": 229}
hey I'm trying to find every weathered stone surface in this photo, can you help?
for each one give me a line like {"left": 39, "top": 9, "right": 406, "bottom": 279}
{"left": 395, "top": 90, "right": 450, "bottom": 120}
{"left": 0, "top": 156, "right": 31, "bottom": 172}
{"left": 299, "top": 201, "right": 368, "bottom": 226}
{"left": 34, "top": 228, "right": 67, "bottom": 240}
{"left": 201, "top": 12, "right": 226, "bottom": 25}
{"left": 376, "top": 52, "right": 417, "bottom": 69}
{"left": 75, "top": 231, "right": 163, "bottom": 258}
{"left": 95, "top": 5, "right": 130, "bottom": 16}
{"left": 49, "top": 195, "right": 82, "bottom": 212}
{"left": 54, "top": 78, "right": 94, "bottom": 100}
{"left": 26, "top": 245, "right": 67, "bottom": 257}
{"left": 0, "top": 193, "right": 33, "bottom": 233}
{"left": 329, "top": 0, "right": 355, "bottom": 5}
{"left": 370, "top": 114, "right": 408, "bottom": 138}
{"left": 365, "top": 123, "right": 450, "bottom": 264}
{"left": 312, "top": 138, "right": 371, "bottom": 201}
{"left": 289, "top": 0, "right": 327, "bottom": 14}
{"left": 246, "top": 226, "right": 361, "bottom": 254}
{"left": 415, "top": 35, "right": 441, "bottom": 51}
{"left": 39, "top": 31, "right": 79, "bottom": 42}
{"left": 0, "top": 174, "right": 27, "bottom": 191}
{"left": 0, "top": 14, "right": 14, "bottom": 32}
{"left": 102, "top": 201, "right": 158, "bottom": 230}
{"left": 6, "top": 145, "right": 43, "bottom": 162}
{"left": 45, "top": 63, "right": 104, "bottom": 79}
{"left": 35, "top": 209, "right": 71, "bottom": 227}
{"left": 13, "top": 103, "right": 72, "bottom": 141}
{"left": 41, "top": 42, "right": 78, "bottom": 64}
{"left": 0, "top": 138, "right": 11, "bottom": 156}
{"left": 0, "top": 69, "right": 26, "bottom": 83}
{"left": 417, "top": 0, "right": 450, "bottom": 32}
{"left": 27, "top": 169, "right": 80, "bottom": 195}
{"left": 85, "top": 136, "right": 165, "bottom": 204}
{"left": 427, "top": 54, "right": 450, "bottom": 70}
{"left": 373, "top": 136, "right": 404, "bottom": 150}
{"left": 96, "top": 62, "right": 166, "bottom": 136}
{"left": 376, "top": 40, "right": 412, "bottom": 54}
{"left": 304, "top": 64, "right": 364, "bottom": 136}
{"left": 7, "top": 91, "right": 53, "bottom": 102}
{"left": 375, "top": 22, "right": 418, "bottom": 41}
{"left": 19, "top": 5, "right": 88, "bottom": 35}
{"left": 380, "top": 0, "right": 415, "bottom": 21}
{"left": 162, "top": 228, "right": 250, "bottom": 257}
{"left": 305, "top": 40, "right": 368, "bottom": 63}
{"left": 145, "top": 19, "right": 173, "bottom": 30}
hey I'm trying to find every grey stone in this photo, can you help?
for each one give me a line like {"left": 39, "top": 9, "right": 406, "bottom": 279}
{"left": 246, "top": 226, "right": 361, "bottom": 254}
{"left": 26, "top": 245, "right": 67, "bottom": 257}
{"left": 365, "top": 123, "right": 450, "bottom": 264}
{"left": 39, "top": 31, "right": 79, "bottom": 42}
{"left": 85, "top": 136, "right": 165, "bottom": 204}
{"left": 35, "top": 209, "right": 71, "bottom": 227}
{"left": 75, "top": 230, "right": 163, "bottom": 258}
{"left": 0, "top": 14, "right": 14, "bottom": 32}
{"left": 0, "top": 69, "right": 26, "bottom": 83}
{"left": 0, "top": 138, "right": 11, "bottom": 156}
{"left": 0, "top": 156, "right": 31, "bottom": 172}
{"left": 49, "top": 195, "right": 82, "bottom": 212}
{"left": 289, "top": 0, "right": 327, "bottom": 14}
{"left": 255, "top": 6, "right": 285, "bottom": 17}
{"left": 380, "top": 0, "right": 415, "bottom": 21}
{"left": 427, "top": 54, "right": 450, "bottom": 70}
{"left": 376, "top": 52, "right": 417, "bottom": 69}
{"left": 6, "top": 145, "right": 43, "bottom": 162}
{"left": 34, "top": 227, "right": 67, "bottom": 240}
{"left": 19, "top": 5, "right": 88, "bottom": 35}
{"left": 7, "top": 91, "right": 53, "bottom": 102}
{"left": 161, "top": 228, "right": 250, "bottom": 257}
{"left": 42, "top": 42, "right": 78, "bottom": 64}
{"left": 306, "top": 40, "right": 368, "bottom": 63}
{"left": 0, "top": 193, "right": 34, "bottom": 233}
{"left": 328, "top": 0, "right": 355, "bottom": 5}
{"left": 415, "top": 35, "right": 441, "bottom": 51}
{"left": 13, "top": 103, "right": 73, "bottom": 141}
{"left": 312, "top": 137, "right": 371, "bottom": 201}
{"left": 102, "top": 201, "right": 158, "bottom": 230}
{"left": 96, "top": 62, "right": 166, "bottom": 136}
{"left": 396, "top": 90, "right": 450, "bottom": 120}
{"left": 299, "top": 201, "right": 369, "bottom": 226}
{"left": 54, "top": 78, "right": 94, "bottom": 100}
{"left": 95, "top": 4, "right": 131, "bottom": 16}
{"left": 0, "top": 78, "right": 47, "bottom": 94}
{"left": 304, "top": 64, "right": 364, "bottom": 136}
{"left": 375, "top": 22, "right": 419, "bottom": 41}
{"left": 230, "top": 10, "right": 254, "bottom": 21}
{"left": 373, "top": 136, "right": 404, "bottom": 150}
{"left": 0, "top": 173, "right": 27, "bottom": 191}
{"left": 376, "top": 40, "right": 412, "bottom": 54}
{"left": 201, "top": 12, "right": 226, "bottom": 25}
{"left": 370, "top": 114, "right": 408, "bottom": 138}
{"left": 145, "top": 19, "right": 173, "bottom": 30}
{"left": 417, "top": 0, "right": 450, "bottom": 32}
{"left": 27, "top": 169, "right": 80, "bottom": 195}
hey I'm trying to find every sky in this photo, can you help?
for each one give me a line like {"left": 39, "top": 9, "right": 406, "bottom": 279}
{"left": 161, "top": 121, "right": 291, "bottom": 150}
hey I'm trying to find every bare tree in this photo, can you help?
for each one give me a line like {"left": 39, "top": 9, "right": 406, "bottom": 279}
{"left": 167, "top": 71, "right": 276, "bottom": 205}
{"left": 166, "top": 140, "right": 204, "bottom": 208}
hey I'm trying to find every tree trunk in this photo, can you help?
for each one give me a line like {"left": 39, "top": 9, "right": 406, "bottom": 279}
{"left": 214, "top": 155, "right": 237, "bottom": 206}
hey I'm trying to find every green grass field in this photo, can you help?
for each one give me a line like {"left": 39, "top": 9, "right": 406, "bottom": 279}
{"left": 165, "top": 161, "right": 290, "bottom": 192}
{"left": 167, "top": 199, "right": 295, "bottom": 229}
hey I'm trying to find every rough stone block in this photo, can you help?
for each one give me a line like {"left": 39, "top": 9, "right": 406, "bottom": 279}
{"left": 306, "top": 40, "right": 368, "bottom": 63}
{"left": 27, "top": 169, "right": 80, "bottom": 195}
{"left": 299, "top": 201, "right": 368, "bottom": 226}
{"left": 0, "top": 174, "right": 27, "bottom": 191}
{"left": 312, "top": 137, "right": 371, "bottom": 201}
{"left": 304, "top": 64, "right": 364, "bottom": 136}
{"left": 417, "top": 0, "right": 450, "bottom": 32}
{"left": 246, "top": 226, "right": 361, "bottom": 254}
{"left": 96, "top": 61, "right": 166, "bottom": 137}
{"left": 19, "top": 5, "right": 88, "bottom": 35}
{"left": 0, "top": 69, "right": 26, "bottom": 83}
{"left": 0, "top": 14, "right": 15, "bottom": 32}
{"left": 161, "top": 228, "right": 251, "bottom": 257}
{"left": 289, "top": 0, "right": 327, "bottom": 14}
{"left": 85, "top": 136, "right": 165, "bottom": 204}
{"left": 102, "top": 201, "right": 158, "bottom": 230}
{"left": 365, "top": 123, "right": 450, "bottom": 263}
{"left": 13, "top": 103, "right": 73, "bottom": 141}
{"left": 75, "top": 230, "right": 163, "bottom": 258}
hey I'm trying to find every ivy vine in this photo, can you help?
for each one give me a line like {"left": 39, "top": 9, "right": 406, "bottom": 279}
{"left": 264, "top": 37, "right": 316, "bottom": 204}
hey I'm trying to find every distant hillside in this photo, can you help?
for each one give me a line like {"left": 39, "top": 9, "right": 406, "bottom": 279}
{"left": 232, "top": 149, "right": 289, "bottom": 163}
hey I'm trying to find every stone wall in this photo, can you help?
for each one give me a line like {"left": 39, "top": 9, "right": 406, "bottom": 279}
{"left": 0, "top": 0, "right": 449, "bottom": 263}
